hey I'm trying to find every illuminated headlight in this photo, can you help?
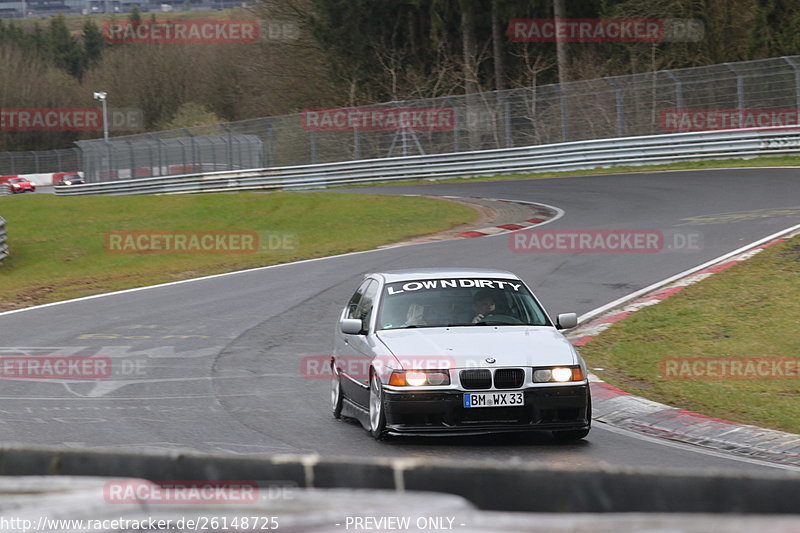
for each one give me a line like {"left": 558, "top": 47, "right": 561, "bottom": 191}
{"left": 533, "top": 367, "right": 585, "bottom": 383}
{"left": 389, "top": 370, "right": 450, "bottom": 387}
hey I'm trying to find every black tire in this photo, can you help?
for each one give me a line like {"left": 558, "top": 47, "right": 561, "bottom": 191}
{"left": 368, "top": 371, "right": 388, "bottom": 440}
{"left": 331, "top": 365, "right": 343, "bottom": 419}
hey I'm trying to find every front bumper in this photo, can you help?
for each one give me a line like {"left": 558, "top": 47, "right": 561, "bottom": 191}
{"left": 382, "top": 384, "right": 590, "bottom": 436}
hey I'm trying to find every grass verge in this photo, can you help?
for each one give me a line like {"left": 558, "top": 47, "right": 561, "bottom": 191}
{"left": 0, "top": 192, "right": 475, "bottom": 311}
{"left": 579, "top": 234, "right": 800, "bottom": 434}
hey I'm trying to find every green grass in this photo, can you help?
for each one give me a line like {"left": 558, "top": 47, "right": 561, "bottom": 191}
{"left": 0, "top": 192, "right": 475, "bottom": 309}
{"left": 579, "top": 234, "right": 800, "bottom": 434}
{"left": 334, "top": 155, "right": 800, "bottom": 189}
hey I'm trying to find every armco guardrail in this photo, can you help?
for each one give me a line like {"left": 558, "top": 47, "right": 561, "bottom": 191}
{"left": 55, "top": 126, "right": 800, "bottom": 196}
{"left": 0, "top": 216, "right": 7, "bottom": 265}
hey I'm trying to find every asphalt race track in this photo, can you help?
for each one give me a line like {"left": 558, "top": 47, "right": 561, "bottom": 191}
{"left": 1, "top": 168, "right": 799, "bottom": 474}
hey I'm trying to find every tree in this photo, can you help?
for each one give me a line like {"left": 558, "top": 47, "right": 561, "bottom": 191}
{"left": 553, "top": 0, "right": 569, "bottom": 84}
{"left": 82, "top": 18, "right": 106, "bottom": 70}
{"left": 48, "top": 14, "right": 85, "bottom": 79}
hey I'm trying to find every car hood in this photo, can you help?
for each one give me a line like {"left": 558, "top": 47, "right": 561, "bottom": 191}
{"left": 376, "top": 326, "right": 577, "bottom": 369}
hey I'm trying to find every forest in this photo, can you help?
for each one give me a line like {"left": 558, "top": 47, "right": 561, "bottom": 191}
{"left": 1, "top": 0, "right": 799, "bottom": 151}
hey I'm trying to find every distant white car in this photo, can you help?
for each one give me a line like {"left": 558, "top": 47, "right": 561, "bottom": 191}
{"left": 331, "top": 268, "right": 591, "bottom": 440}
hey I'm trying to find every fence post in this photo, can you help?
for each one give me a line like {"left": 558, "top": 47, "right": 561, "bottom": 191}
{"left": 605, "top": 77, "right": 625, "bottom": 137}
{"left": 310, "top": 130, "right": 318, "bottom": 164}
{"left": 76, "top": 147, "right": 83, "bottom": 181}
{"left": 781, "top": 56, "right": 800, "bottom": 113}
{"left": 353, "top": 126, "right": 361, "bottom": 160}
{"left": 451, "top": 99, "right": 461, "bottom": 152}
{"left": 724, "top": 63, "right": 745, "bottom": 125}
{"left": 222, "top": 124, "right": 233, "bottom": 171}
{"left": 503, "top": 91, "right": 513, "bottom": 148}
{"left": 557, "top": 84, "right": 569, "bottom": 142}
{"left": 127, "top": 140, "right": 135, "bottom": 178}
{"left": 105, "top": 139, "right": 113, "bottom": 180}
{"left": 664, "top": 70, "right": 685, "bottom": 132}
{"left": 267, "top": 122, "right": 275, "bottom": 167}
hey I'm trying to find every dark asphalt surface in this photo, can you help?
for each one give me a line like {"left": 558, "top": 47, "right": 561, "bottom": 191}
{"left": 1, "top": 168, "right": 799, "bottom": 473}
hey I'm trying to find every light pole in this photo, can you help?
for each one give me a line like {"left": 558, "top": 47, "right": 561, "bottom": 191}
{"left": 93, "top": 91, "right": 109, "bottom": 142}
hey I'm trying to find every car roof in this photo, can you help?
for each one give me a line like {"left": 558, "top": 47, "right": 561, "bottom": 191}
{"left": 375, "top": 268, "right": 520, "bottom": 283}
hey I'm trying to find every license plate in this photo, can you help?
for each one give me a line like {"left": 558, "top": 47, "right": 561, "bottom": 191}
{"left": 463, "top": 392, "right": 524, "bottom": 408}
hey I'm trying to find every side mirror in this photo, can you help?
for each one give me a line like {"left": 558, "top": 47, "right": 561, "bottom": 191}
{"left": 340, "top": 318, "right": 364, "bottom": 335}
{"left": 556, "top": 312, "right": 577, "bottom": 330}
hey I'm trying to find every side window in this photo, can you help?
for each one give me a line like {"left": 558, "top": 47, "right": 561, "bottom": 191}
{"left": 346, "top": 280, "right": 370, "bottom": 320}
{"left": 356, "top": 280, "right": 379, "bottom": 331}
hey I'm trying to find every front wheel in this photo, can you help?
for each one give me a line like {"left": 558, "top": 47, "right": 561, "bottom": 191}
{"left": 368, "top": 371, "right": 388, "bottom": 440}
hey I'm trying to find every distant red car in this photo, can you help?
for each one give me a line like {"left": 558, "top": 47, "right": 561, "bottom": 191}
{"left": 7, "top": 177, "right": 35, "bottom": 193}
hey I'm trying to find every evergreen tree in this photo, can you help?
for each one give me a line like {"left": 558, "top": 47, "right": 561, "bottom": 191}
{"left": 82, "top": 18, "right": 106, "bottom": 68}
{"left": 49, "top": 14, "right": 85, "bottom": 79}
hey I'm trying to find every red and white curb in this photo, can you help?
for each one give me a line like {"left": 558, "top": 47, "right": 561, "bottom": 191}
{"left": 568, "top": 224, "right": 800, "bottom": 466}
{"left": 449, "top": 197, "right": 550, "bottom": 238}
{"left": 379, "top": 196, "right": 560, "bottom": 248}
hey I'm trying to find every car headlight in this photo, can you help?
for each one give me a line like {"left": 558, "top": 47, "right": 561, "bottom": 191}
{"left": 533, "top": 366, "right": 585, "bottom": 383}
{"left": 389, "top": 370, "right": 450, "bottom": 387}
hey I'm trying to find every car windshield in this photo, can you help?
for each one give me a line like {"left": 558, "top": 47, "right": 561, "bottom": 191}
{"left": 377, "top": 278, "right": 550, "bottom": 330}
{"left": 9, "top": 178, "right": 25, "bottom": 183}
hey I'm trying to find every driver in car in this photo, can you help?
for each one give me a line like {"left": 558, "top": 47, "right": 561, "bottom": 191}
{"left": 471, "top": 289, "right": 497, "bottom": 324}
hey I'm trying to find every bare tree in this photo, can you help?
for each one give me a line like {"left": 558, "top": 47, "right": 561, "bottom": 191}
{"left": 491, "top": 0, "right": 507, "bottom": 91}
{"left": 553, "top": 0, "right": 569, "bottom": 84}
